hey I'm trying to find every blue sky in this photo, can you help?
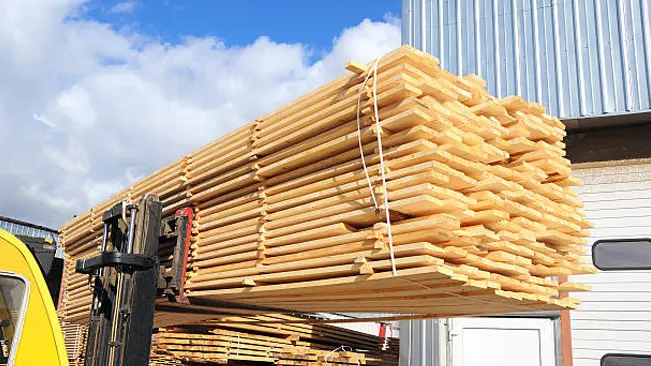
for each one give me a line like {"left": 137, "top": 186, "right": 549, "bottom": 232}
{"left": 0, "top": 0, "right": 403, "bottom": 226}
{"left": 88, "top": 1, "right": 401, "bottom": 50}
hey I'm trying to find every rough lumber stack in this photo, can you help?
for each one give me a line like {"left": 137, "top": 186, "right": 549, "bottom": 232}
{"left": 62, "top": 316, "right": 398, "bottom": 366}
{"left": 60, "top": 45, "right": 594, "bottom": 325}
{"left": 201, "top": 314, "right": 395, "bottom": 353}
{"left": 150, "top": 314, "right": 398, "bottom": 365}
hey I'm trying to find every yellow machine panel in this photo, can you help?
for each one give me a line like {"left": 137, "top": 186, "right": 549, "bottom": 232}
{"left": 0, "top": 229, "right": 68, "bottom": 366}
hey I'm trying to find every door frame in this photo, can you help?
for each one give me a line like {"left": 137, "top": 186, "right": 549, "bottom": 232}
{"left": 449, "top": 316, "right": 557, "bottom": 366}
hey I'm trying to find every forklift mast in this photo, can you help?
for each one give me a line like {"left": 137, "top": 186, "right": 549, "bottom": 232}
{"left": 75, "top": 194, "right": 193, "bottom": 366}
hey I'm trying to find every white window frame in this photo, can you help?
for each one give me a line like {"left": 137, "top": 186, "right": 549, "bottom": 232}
{"left": 0, "top": 271, "right": 30, "bottom": 366}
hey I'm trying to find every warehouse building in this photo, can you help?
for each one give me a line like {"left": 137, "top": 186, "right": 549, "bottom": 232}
{"left": 401, "top": 0, "right": 651, "bottom": 365}
{"left": 0, "top": 215, "right": 60, "bottom": 243}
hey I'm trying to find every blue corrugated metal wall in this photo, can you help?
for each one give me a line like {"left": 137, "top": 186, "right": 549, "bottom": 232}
{"left": 402, "top": 0, "right": 651, "bottom": 119}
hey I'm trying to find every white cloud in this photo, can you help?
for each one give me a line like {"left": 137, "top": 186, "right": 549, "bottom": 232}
{"left": 82, "top": 179, "right": 124, "bottom": 206}
{"left": 45, "top": 142, "right": 88, "bottom": 173}
{"left": 22, "top": 184, "right": 77, "bottom": 212}
{"left": 33, "top": 113, "right": 57, "bottom": 128}
{"left": 0, "top": 0, "right": 400, "bottom": 227}
{"left": 108, "top": 1, "right": 138, "bottom": 14}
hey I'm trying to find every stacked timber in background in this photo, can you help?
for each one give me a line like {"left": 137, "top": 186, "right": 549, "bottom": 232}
{"left": 60, "top": 321, "right": 87, "bottom": 366}
{"left": 61, "top": 315, "right": 398, "bottom": 365}
{"left": 150, "top": 314, "right": 398, "bottom": 365}
{"left": 59, "top": 45, "right": 594, "bottom": 325}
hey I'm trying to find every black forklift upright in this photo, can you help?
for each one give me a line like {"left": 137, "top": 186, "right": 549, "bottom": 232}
{"left": 77, "top": 194, "right": 162, "bottom": 366}
{"left": 122, "top": 194, "right": 163, "bottom": 366}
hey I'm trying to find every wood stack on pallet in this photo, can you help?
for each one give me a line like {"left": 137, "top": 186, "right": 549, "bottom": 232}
{"left": 150, "top": 314, "right": 398, "bottom": 365}
{"left": 60, "top": 45, "right": 594, "bottom": 325}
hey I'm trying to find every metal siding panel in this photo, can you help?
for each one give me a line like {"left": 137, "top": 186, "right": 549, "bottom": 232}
{"left": 524, "top": 0, "right": 537, "bottom": 102}
{"left": 496, "top": 0, "right": 506, "bottom": 94}
{"left": 541, "top": 0, "right": 557, "bottom": 113}
{"left": 512, "top": 0, "right": 522, "bottom": 96}
{"left": 425, "top": 0, "right": 431, "bottom": 53}
{"left": 402, "top": 0, "right": 412, "bottom": 46}
{"left": 437, "top": 0, "right": 444, "bottom": 66}
{"left": 443, "top": 0, "right": 451, "bottom": 72}
{"left": 522, "top": 0, "right": 532, "bottom": 99}
{"left": 609, "top": 0, "right": 627, "bottom": 112}
{"left": 581, "top": 0, "right": 598, "bottom": 114}
{"left": 463, "top": 0, "right": 475, "bottom": 76}
{"left": 399, "top": 319, "right": 442, "bottom": 366}
{"left": 456, "top": 0, "right": 463, "bottom": 76}
{"left": 491, "top": 0, "right": 501, "bottom": 95}
{"left": 600, "top": 0, "right": 616, "bottom": 112}
{"left": 483, "top": 2, "right": 497, "bottom": 95}
{"left": 474, "top": 0, "right": 482, "bottom": 75}
{"left": 402, "top": 0, "right": 651, "bottom": 118}
{"left": 449, "top": 0, "right": 458, "bottom": 75}
{"left": 568, "top": 163, "right": 651, "bottom": 361}
{"left": 564, "top": 0, "right": 581, "bottom": 116}
{"left": 532, "top": 0, "right": 544, "bottom": 103}
{"left": 643, "top": 0, "right": 651, "bottom": 108}
{"left": 503, "top": 0, "right": 515, "bottom": 96}
{"left": 552, "top": 0, "right": 564, "bottom": 116}
{"left": 624, "top": 0, "right": 640, "bottom": 111}
{"left": 630, "top": 0, "right": 651, "bottom": 109}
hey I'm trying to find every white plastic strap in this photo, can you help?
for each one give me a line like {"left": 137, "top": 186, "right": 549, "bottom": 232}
{"left": 324, "top": 345, "right": 360, "bottom": 366}
{"left": 356, "top": 54, "right": 397, "bottom": 277}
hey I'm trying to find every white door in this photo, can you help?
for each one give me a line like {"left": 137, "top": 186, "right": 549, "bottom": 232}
{"left": 450, "top": 317, "right": 556, "bottom": 366}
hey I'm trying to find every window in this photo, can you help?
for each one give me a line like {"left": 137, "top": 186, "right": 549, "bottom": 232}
{"left": 0, "top": 274, "right": 28, "bottom": 366}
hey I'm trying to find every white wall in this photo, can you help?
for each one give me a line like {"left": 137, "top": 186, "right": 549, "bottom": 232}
{"left": 571, "top": 162, "right": 651, "bottom": 366}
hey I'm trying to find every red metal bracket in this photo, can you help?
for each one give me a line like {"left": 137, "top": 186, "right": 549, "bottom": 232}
{"left": 172, "top": 207, "right": 193, "bottom": 304}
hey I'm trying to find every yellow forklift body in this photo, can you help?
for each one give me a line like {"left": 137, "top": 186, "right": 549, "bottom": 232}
{"left": 0, "top": 229, "right": 68, "bottom": 366}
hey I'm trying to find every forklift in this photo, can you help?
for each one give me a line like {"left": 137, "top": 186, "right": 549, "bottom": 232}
{"left": 0, "top": 194, "right": 289, "bottom": 366}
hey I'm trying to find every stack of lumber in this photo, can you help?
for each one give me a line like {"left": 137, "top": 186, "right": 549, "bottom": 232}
{"left": 60, "top": 45, "right": 594, "bottom": 326}
{"left": 150, "top": 314, "right": 398, "bottom": 365}
{"left": 60, "top": 314, "right": 397, "bottom": 365}
{"left": 200, "top": 314, "right": 396, "bottom": 353}
{"left": 184, "top": 45, "right": 596, "bottom": 315}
